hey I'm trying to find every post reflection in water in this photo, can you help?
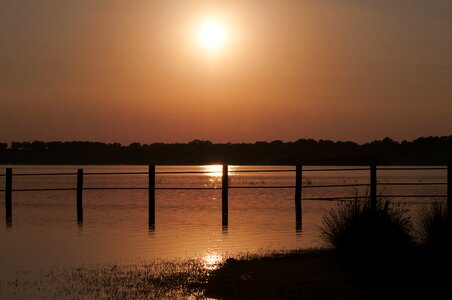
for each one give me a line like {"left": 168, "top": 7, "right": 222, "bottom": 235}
{"left": 148, "top": 224, "right": 155, "bottom": 235}
{"left": 296, "top": 208, "right": 302, "bottom": 234}
{"left": 77, "top": 221, "right": 83, "bottom": 232}
{"left": 222, "top": 224, "right": 228, "bottom": 235}
{"left": 296, "top": 221, "right": 302, "bottom": 236}
{"left": 221, "top": 213, "right": 228, "bottom": 230}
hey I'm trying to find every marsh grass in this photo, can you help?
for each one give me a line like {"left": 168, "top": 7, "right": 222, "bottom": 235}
{"left": 47, "top": 261, "right": 208, "bottom": 299}
{"left": 417, "top": 198, "right": 450, "bottom": 251}
{"left": 321, "top": 194, "right": 412, "bottom": 263}
{"left": 1, "top": 260, "right": 208, "bottom": 299}
{"left": 318, "top": 195, "right": 434, "bottom": 299}
{"left": 206, "top": 196, "right": 451, "bottom": 299}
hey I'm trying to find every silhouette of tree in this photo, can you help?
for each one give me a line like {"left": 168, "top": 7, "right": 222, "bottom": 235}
{"left": 0, "top": 136, "right": 450, "bottom": 164}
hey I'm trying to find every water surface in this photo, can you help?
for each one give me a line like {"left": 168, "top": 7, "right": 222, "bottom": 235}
{"left": 0, "top": 165, "right": 447, "bottom": 269}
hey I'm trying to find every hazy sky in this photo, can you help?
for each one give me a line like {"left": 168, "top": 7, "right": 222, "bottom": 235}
{"left": 1, "top": 0, "right": 451, "bottom": 144}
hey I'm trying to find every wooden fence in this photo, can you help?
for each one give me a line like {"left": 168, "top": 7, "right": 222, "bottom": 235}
{"left": 2, "top": 164, "right": 451, "bottom": 229}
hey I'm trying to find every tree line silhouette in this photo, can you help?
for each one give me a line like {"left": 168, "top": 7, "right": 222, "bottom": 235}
{"left": 0, "top": 136, "right": 451, "bottom": 165}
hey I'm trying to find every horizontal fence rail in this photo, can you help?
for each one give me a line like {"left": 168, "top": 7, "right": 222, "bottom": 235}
{"left": 377, "top": 167, "right": 447, "bottom": 170}
{"left": 2, "top": 164, "right": 451, "bottom": 229}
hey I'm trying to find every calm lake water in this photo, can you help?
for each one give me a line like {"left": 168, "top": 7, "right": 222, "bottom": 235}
{"left": 0, "top": 165, "right": 447, "bottom": 269}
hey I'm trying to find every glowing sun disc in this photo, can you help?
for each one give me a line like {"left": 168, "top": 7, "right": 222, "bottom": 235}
{"left": 200, "top": 20, "right": 225, "bottom": 49}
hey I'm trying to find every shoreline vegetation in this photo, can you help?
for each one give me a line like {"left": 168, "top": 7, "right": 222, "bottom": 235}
{"left": 1, "top": 135, "right": 451, "bottom": 165}
{"left": 2, "top": 247, "right": 449, "bottom": 299}
{"left": 205, "top": 198, "right": 451, "bottom": 299}
{"left": 204, "top": 247, "right": 450, "bottom": 299}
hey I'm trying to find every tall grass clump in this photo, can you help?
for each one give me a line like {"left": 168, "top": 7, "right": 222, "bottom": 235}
{"left": 417, "top": 199, "right": 450, "bottom": 251}
{"left": 416, "top": 199, "right": 451, "bottom": 297}
{"left": 321, "top": 196, "right": 412, "bottom": 263}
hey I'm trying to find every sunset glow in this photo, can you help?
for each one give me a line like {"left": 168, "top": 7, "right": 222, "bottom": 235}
{"left": 199, "top": 20, "right": 226, "bottom": 50}
{"left": 0, "top": 0, "right": 451, "bottom": 143}
{"left": 1, "top": 1, "right": 451, "bottom": 299}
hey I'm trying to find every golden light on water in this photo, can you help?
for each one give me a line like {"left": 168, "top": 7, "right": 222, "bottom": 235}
{"left": 202, "top": 164, "right": 223, "bottom": 177}
{"left": 202, "top": 252, "right": 224, "bottom": 270}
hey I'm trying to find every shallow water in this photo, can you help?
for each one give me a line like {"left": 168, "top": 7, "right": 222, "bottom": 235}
{"left": 0, "top": 165, "right": 447, "bottom": 270}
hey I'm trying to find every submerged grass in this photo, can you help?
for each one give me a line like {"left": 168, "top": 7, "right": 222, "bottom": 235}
{"left": 1, "top": 260, "right": 208, "bottom": 299}
{"left": 45, "top": 261, "right": 207, "bottom": 299}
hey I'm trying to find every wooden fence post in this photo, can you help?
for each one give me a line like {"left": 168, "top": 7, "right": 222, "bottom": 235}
{"left": 222, "top": 165, "right": 228, "bottom": 227}
{"left": 370, "top": 164, "right": 377, "bottom": 214}
{"left": 77, "top": 169, "right": 83, "bottom": 223}
{"left": 448, "top": 162, "right": 451, "bottom": 224}
{"left": 295, "top": 164, "right": 302, "bottom": 229}
{"left": 5, "top": 168, "right": 12, "bottom": 225}
{"left": 149, "top": 165, "right": 156, "bottom": 227}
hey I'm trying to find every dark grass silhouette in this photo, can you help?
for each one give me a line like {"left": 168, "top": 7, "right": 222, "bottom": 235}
{"left": 417, "top": 198, "right": 450, "bottom": 252}
{"left": 320, "top": 195, "right": 452, "bottom": 299}
{"left": 321, "top": 196, "right": 412, "bottom": 263}
{"left": 415, "top": 199, "right": 451, "bottom": 298}
{"left": 320, "top": 196, "right": 418, "bottom": 299}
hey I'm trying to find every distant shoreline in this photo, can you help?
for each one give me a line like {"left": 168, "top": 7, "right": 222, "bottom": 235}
{"left": 1, "top": 136, "right": 451, "bottom": 165}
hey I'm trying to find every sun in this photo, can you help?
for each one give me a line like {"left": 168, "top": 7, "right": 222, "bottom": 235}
{"left": 199, "top": 20, "right": 226, "bottom": 50}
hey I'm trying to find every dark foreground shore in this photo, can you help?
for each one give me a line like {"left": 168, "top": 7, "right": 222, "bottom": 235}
{"left": 204, "top": 248, "right": 451, "bottom": 300}
{"left": 1, "top": 248, "right": 450, "bottom": 299}
{"left": 205, "top": 249, "right": 362, "bottom": 299}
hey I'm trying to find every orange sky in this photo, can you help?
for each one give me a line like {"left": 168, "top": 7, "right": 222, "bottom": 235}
{"left": 1, "top": 0, "right": 451, "bottom": 144}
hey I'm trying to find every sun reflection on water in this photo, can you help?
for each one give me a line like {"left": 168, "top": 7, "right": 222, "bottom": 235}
{"left": 202, "top": 164, "right": 223, "bottom": 177}
{"left": 202, "top": 165, "right": 231, "bottom": 187}
{"left": 201, "top": 251, "right": 224, "bottom": 271}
